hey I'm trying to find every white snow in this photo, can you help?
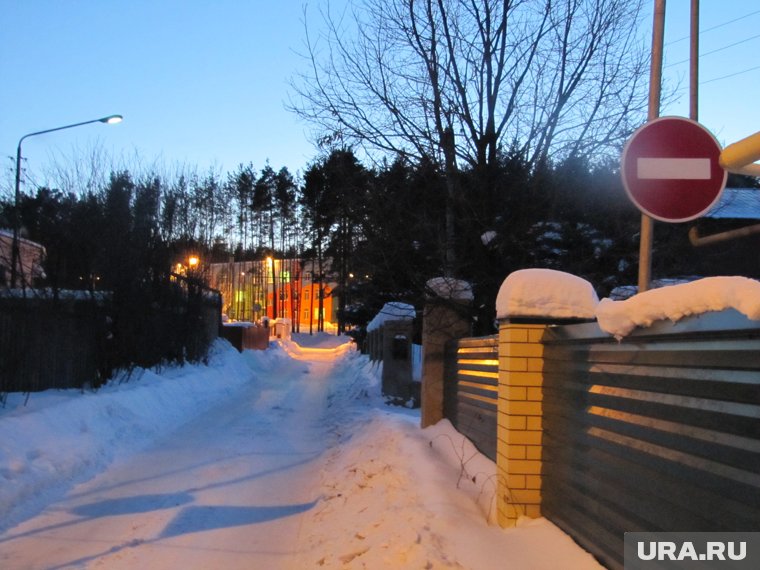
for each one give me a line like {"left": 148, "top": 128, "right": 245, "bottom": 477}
{"left": 427, "top": 276, "right": 474, "bottom": 301}
{"left": 495, "top": 270, "right": 760, "bottom": 338}
{"left": 496, "top": 268, "right": 599, "bottom": 320}
{"left": 596, "top": 275, "right": 760, "bottom": 339}
{"left": 366, "top": 301, "right": 416, "bottom": 331}
{"left": 0, "top": 333, "right": 602, "bottom": 569}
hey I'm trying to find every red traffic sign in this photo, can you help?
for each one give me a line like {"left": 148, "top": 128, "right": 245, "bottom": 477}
{"left": 621, "top": 116, "right": 727, "bottom": 223}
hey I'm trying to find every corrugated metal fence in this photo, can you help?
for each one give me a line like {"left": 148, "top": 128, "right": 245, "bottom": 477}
{"left": 540, "top": 309, "right": 760, "bottom": 570}
{"left": 444, "top": 335, "right": 499, "bottom": 461}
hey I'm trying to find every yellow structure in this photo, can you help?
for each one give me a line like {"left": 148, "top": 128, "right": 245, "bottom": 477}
{"left": 496, "top": 320, "right": 548, "bottom": 527}
{"left": 720, "top": 130, "right": 760, "bottom": 177}
{"left": 297, "top": 280, "right": 336, "bottom": 332}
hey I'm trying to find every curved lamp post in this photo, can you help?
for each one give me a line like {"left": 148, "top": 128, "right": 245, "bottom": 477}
{"left": 10, "top": 114, "right": 123, "bottom": 288}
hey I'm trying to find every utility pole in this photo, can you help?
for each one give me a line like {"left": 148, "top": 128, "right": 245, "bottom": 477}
{"left": 690, "top": 0, "right": 699, "bottom": 123}
{"left": 638, "top": 0, "right": 666, "bottom": 293}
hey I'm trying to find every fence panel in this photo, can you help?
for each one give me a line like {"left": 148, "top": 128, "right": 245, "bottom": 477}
{"left": 220, "top": 323, "right": 270, "bottom": 351}
{"left": 540, "top": 309, "right": 760, "bottom": 570}
{"left": 1, "top": 278, "right": 221, "bottom": 393}
{"left": 444, "top": 335, "right": 499, "bottom": 461}
{"left": 0, "top": 294, "right": 109, "bottom": 392}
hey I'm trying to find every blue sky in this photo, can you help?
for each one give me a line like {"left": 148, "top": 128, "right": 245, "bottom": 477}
{"left": 658, "top": 2, "right": 760, "bottom": 146}
{"left": 1, "top": 1, "right": 759, "bottom": 194}
{"left": 1, "top": 0, "right": 327, "bottom": 189}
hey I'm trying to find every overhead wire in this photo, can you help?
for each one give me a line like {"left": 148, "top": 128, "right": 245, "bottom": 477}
{"left": 670, "top": 62, "right": 760, "bottom": 92}
{"left": 701, "top": 64, "right": 760, "bottom": 85}
{"left": 665, "top": 8, "right": 760, "bottom": 88}
{"left": 665, "top": 32, "right": 760, "bottom": 68}
{"left": 665, "top": 8, "right": 760, "bottom": 45}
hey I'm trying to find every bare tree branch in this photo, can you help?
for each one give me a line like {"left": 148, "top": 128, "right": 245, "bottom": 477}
{"left": 290, "top": 0, "right": 647, "bottom": 170}
{"left": 288, "top": 0, "right": 649, "bottom": 274}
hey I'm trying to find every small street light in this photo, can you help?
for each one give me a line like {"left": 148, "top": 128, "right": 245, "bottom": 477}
{"left": 10, "top": 114, "right": 123, "bottom": 288}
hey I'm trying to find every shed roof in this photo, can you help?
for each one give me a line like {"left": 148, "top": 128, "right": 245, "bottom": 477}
{"left": 705, "top": 187, "right": 760, "bottom": 220}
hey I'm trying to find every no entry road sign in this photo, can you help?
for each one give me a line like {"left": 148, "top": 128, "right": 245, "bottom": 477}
{"left": 621, "top": 116, "right": 727, "bottom": 223}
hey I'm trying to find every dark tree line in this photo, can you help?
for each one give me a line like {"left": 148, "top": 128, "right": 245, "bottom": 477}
{"left": 4, "top": 145, "right": 759, "bottom": 341}
{"left": 1, "top": 163, "right": 303, "bottom": 287}
{"left": 304, "top": 148, "right": 645, "bottom": 334}
{"left": 301, "top": 149, "right": 760, "bottom": 335}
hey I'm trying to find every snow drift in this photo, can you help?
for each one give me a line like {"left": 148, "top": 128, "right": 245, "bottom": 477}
{"left": 596, "top": 276, "right": 760, "bottom": 339}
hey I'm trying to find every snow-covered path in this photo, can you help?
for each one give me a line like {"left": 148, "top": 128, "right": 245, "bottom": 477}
{"left": 0, "top": 335, "right": 603, "bottom": 570}
{"left": 0, "top": 342, "right": 344, "bottom": 570}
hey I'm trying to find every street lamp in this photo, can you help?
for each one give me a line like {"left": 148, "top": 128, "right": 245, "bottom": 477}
{"left": 10, "top": 114, "right": 123, "bottom": 288}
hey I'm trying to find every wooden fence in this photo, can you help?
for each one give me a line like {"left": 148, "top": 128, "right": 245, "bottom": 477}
{"left": 362, "top": 320, "right": 423, "bottom": 405}
{"left": 443, "top": 335, "right": 499, "bottom": 461}
{"left": 365, "top": 326, "right": 384, "bottom": 361}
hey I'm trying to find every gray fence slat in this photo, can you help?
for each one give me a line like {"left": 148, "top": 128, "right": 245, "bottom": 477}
{"left": 443, "top": 335, "right": 498, "bottom": 461}
{"left": 540, "top": 313, "right": 760, "bottom": 570}
{"left": 456, "top": 373, "right": 498, "bottom": 388}
{"left": 456, "top": 400, "right": 497, "bottom": 459}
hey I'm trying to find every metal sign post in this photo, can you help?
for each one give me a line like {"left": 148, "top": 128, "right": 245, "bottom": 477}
{"left": 638, "top": 0, "right": 666, "bottom": 293}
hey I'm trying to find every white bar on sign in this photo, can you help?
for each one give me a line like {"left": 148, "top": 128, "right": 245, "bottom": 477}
{"left": 637, "top": 158, "right": 711, "bottom": 180}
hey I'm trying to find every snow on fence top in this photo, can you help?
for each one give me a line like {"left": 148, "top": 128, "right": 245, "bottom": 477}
{"left": 596, "top": 276, "right": 760, "bottom": 339}
{"left": 366, "top": 302, "right": 416, "bottom": 332}
{"left": 426, "top": 276, "right": 474, "bottom": 302}
{"left": 495, "top": 268, "right": 599, "bottom": 320}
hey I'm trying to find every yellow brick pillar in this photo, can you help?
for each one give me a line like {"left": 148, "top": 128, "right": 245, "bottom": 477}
{"left": 496, "top": 320, "right": 547, "bottom": 527}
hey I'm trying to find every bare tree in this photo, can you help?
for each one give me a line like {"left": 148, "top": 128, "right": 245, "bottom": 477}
{"left": 290, "top": 0, "right": 648, "bottom": 272}
{"left": 293, "top": 0, "right": 647, "bottom": 167}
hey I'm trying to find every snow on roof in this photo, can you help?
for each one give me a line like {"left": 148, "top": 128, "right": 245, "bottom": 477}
{"left": 705, "top": 187, "right": 760, "bottom": 220}
{"left": 596, "top": 276, "right": 760, "bottom": 339}
{"left": 495, "top": 269, "right": 599, "bottom": 320}
{"left": 0, "top": 229, "right": 46, "bottom": 250}
{"left": 426, "top": 276, "right": 474, "bottom": 302}
{"left": 366, "top": 302, "right": 416, "bottom": 331}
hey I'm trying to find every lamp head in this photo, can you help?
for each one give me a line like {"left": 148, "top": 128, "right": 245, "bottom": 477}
{"left": 100, "top": 114, "right": 123, "bottom": 124}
